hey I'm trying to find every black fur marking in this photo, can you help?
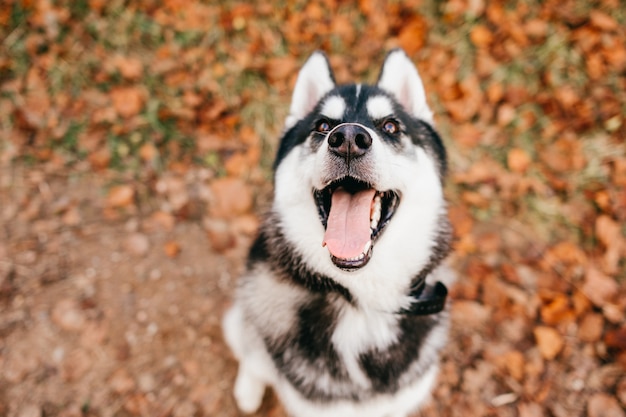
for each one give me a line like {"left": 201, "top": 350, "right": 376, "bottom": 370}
{"left": 359, "top": 315, "right": 440, "bottom": 392}
{"left": 267, "top": 296, "right": 356, "bottom": 402}
{"left": 248, "top": 215, "right": 354, "bottom": 303}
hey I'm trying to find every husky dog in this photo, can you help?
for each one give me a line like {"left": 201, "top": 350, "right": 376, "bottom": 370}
{"left": 223, "top": 49, "right": 452, "bottom": 417}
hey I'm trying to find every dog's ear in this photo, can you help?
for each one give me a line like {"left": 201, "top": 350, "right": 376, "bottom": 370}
{"left": 377, "top": 49, "right": 433, "bottom": 124}
{"left": 286, "top": 51, "right": 336, "bottom": 129}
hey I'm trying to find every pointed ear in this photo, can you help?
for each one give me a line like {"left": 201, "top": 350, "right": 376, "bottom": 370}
{"left": 285, "top": 51, "right": 336, "bottom": 129}
{"left": 377, "top": 49, "right": 433, "bottom": 124}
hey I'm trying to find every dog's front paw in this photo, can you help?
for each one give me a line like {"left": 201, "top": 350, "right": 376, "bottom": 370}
{"left": 234, "top": 366, "right": 266, "bottom": 414}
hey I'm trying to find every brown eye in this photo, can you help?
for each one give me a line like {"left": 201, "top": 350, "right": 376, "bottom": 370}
{"left": 316, "top": 120, "right": 331, "bottom": 133}
{"left": 382, "top": 119, "right": 399, "bottom": 134}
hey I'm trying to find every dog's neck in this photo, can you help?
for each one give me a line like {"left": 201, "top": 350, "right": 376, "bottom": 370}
{"left": 400, "top": 280, "right": 448, "bottom": 315}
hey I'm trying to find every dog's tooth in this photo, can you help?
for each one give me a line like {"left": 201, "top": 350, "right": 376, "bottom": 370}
{"left": 370, "top": 195, "right": 382, "bottom": 230}
{"left": 362, "top": 240, "right": 371, "bottom": 255}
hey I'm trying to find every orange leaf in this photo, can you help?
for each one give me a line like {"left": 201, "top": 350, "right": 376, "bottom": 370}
{"left": 507, "top": 148, "right": 531, "bottom": 173}
{"left": 208, "top": 177, "right": 253, "bottom": 219}
{"left": 110, "top": 86, "right": 144, "bottom": 118}
{"left": 589, "top": 10, "right": 618, "bottom": 31}
{"left": 107, "top": 185, "right": 135, "bottom": 208}
{"left": 582, "top": 267, "right": 619, "bottom": 307}
{"left": 469, "top": 25, "right": 493, "bottom": 48}
{"left": 112, "top": 55, "right": 143, "bottom": 80}
{"left": 163, "top": 241, "right": 181, "bottom": 258}
{"left": 397, "top": 16, "right": 427, "bottom": 55}
{"left": 596, "top": 215, "right": 625, "bottom": 274}
{"left": 533, "top": 326, "right": 564, "bottom": 360}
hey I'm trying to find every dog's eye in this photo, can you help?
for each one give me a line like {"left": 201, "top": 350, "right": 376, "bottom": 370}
{"left": 382, "top": 119, "right": 399, "bottom": 134}
{"left": 315, "top": 120, "right": 331, "bottom": 133}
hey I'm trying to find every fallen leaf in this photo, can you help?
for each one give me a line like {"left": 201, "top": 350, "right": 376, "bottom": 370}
{"left": 113, "top": 55, "right": 144, "bottom": 80}
{"left": 507, "top": 148, "right": 531, "bottom": 173}
{"left": 503, "top": 350, "right": 525, "bottom": 381}
{"left": 605, "top": 327, "right": 626, "bottom": 350}
{"left": 589, "top": 10, "right": 618, "bottom": 31}
{"left": 582, "top": 267, "right": 618, "bottom": 307}
{"left": 204, "top": 218, "right": 236, "bottom": 253}
{"left": 110, "top": 86, "right": 145, "bottom": 118}
{"left": 469, "top": 25, "right": 493, "bottom": 48}
{"left": 453, "top": 123, "right": 483, "bottom": 147}
{"left": 596, "top": 215, "right": 625, "bottom": 274}
{"left": 208, "top": 177, "right": 253, "bottom": 219}
{"left": 264, "top": 56, "right": 298, "bottom": 83}
{"left": 139, "top": 142, "right": 159, "bottom": 162}
{"left": 397, "top": 16, "right": 427, "bottom": 55}
{"left": 451, "top": 301, "right": 491, "bottom": 330}
{"left": 524, "top": 19, "right": 548, "bottom": 39}
{"left": 147, "top": 211, "right": 175, "bottom": 231}
{"left": 534, "top": 326, "right": 564, "bottom": 360}
{"left": 587, "top": 392, "right": 626, "bottom": 417}
{"left": 540, "top": 293, "right": 575, "bottom": 325}
{"left": 163, "top": 241, "right": 181, "bottom": 258}
{"left": 87, "top": 146, "right": 111, "bottom": 170}
{"left": 107, "top": 185, "right": 135, "bottom": 208}
{"left": 497, "top": 103, "right": 516, "bottom": 126}
{"left": 578, "top": 313, "right": 604, "bottom": 343}
{"left": 518, "top": 402, "right": 545, "bottom": 417}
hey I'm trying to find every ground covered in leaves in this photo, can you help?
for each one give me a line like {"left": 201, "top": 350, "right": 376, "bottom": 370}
{"left": 1, "top": 1, "right": 626, "bottom": 416}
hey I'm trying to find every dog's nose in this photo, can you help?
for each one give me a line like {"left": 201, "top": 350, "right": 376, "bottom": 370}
{"left": 327, "top": 124, "right": 372, "bottom": 159}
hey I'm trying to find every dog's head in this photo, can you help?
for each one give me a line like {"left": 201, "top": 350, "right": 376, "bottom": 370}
{"left": 272, "top": 50, "right": 448, "bottom": 285}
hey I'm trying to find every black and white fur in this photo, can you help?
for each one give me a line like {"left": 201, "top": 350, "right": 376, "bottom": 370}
{"left": 223, "top": 49, "right": 452, "bottom": 417}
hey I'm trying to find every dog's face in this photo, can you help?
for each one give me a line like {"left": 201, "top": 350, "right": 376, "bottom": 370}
{"left": 271, "top": 50, "right": 448, "bottom": 298}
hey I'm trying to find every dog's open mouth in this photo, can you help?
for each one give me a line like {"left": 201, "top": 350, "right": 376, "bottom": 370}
{"left": 314, "top": 177, "right": 399, "bottom": 270}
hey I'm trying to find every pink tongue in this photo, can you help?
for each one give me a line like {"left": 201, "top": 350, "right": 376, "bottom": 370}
{"left": 323, "top": 188, "right": 376, "bottom": 260}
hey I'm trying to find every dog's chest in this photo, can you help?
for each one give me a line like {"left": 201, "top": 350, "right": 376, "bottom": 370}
{"left": 266, "top": 293, "right": 439, "bottom": 400}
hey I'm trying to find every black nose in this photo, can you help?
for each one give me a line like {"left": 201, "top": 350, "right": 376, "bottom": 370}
{"left": 327, "top": 124, "right": 372, "bottom": 159}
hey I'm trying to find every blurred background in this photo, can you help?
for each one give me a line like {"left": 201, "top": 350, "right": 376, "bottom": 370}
{"left": 0, "top": 0, "right": 625, "bottom": 416}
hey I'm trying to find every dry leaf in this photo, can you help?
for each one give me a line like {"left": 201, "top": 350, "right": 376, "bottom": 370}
{"left": 264, "top": 56, "right": 298, "bottom": 83}
{"left": 163, "top": 241, "right": 181, "bottom": 258}
{"left": 107, "top": 185, "right": 135, "bottom": 208}
{"left": 587, "top": 393, "right": 626, "bottom": 417}
{"left": 604, "top": 327, "right": 626, "bottom": 350}
{"left": 503, "top": 350, "right": 525, "bottom": 381}
{"left": 589, "top": 10, "right": 618, "bottom": 31}
{"left": 204, "top": 218, "right": 236, "bottom": 253}
{"left": 582, "top": 267, "right": 618, "bottom": 307}
{"left": 397, "top": 16, "right": 427, "bottom": 55}
{"left": 110, "top": 86, "right": 145, "bottom": 118}
{"left": 507, "top": 148, "right": 531, "bottom": 173}
{"left": 534, "top": 326, "right": 564, "bottom": 360}
{"left": 469, "top": 25, "right": 493, "bottom": 48}
{"left": 148, "top": 211, "right": 175, "bottom": 231}
{"left": 113, "top": 55, "right": 143, "bottom": 80}
{"left": 88, "top": 146, "right": 112, "bottom": 170}
{"left": 578, "top": 313, "right": 604, "bottom": 343}
{"left": 139, "top": 143, "right": 158, "bottom": 162}
{"left": 208, "top": 177, "right": 253, "bottom": 219}
{"left": 451, "top": 301, "right": 490, "bottom": 330}
{"left": 540, "top": 293, "right": 575, "bottom": 325}
{"left": 595, "top": 215, "right": 625, "bottom": 274}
